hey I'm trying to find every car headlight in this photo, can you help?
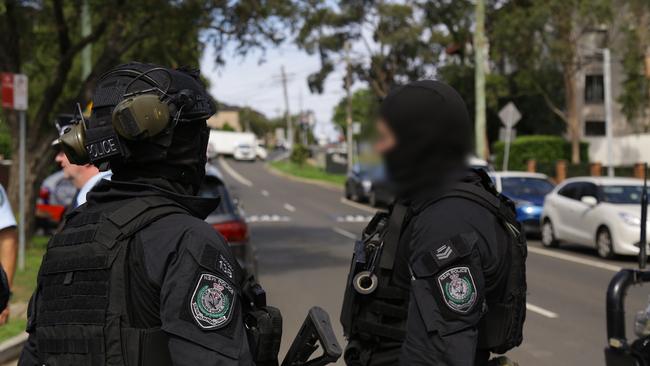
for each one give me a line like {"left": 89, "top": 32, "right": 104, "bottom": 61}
{"left": 619, "top": 212, "right": 641, "bottom": 226}
{"left": 361, "top": 179, "right": 372, "bottom": 192}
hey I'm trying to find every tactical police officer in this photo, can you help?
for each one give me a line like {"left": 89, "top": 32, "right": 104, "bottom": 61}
{"left": 341, "top": 80, "right": 527, "bottom": 366}
{"left": 19, "top": 63, "right": 256, "bottom": 366}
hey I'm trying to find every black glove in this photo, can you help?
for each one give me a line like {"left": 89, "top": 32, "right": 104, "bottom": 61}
{"left": 0, "top": 264, "right": 10, "bottom": 312}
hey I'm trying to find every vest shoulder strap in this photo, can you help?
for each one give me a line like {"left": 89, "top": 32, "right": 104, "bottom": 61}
{"left": 379, "top": 203, "right": 409, "bottom": 270}
{"left": 94, "top": 196, "right": 190, "bottom": 247}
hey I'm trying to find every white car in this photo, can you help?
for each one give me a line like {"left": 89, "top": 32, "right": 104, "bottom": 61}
{"left": 541, "top": 176, "right": 648, "bottom": 259}
{"left": 233, "top": 143, "right": 256, "bottom": 161}
{"left": 256, "top": 144, "right": 268, "bottom": 160}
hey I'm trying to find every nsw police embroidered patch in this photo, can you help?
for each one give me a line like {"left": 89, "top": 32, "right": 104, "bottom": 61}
{"left": 190, "top": 273, "right": 235, "bottom": 330}
{"left": 437, "top": 266, "right": 477, "bottom": 313}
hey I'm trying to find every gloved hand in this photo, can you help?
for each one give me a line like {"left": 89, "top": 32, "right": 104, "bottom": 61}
{"left": 0, "top": 265, "right": 9, "bottom": 325}
{"left": 488, "top": 356, "right": 520, "bottom": 366}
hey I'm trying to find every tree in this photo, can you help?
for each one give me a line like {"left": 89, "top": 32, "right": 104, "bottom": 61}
{"left": 332, "top": 89, "right": 379, "bottom": 141}
{"left": 618, "top": 0, "right": 650, "bottom": 132}
{"left": 490, "top": 0, "right": 611, "bottom": 163}
{"left": 0, "top": 0, "right": 296, "bottom": 238}
{"left": 296, "top": 1, "right": 441, "bottom": 98}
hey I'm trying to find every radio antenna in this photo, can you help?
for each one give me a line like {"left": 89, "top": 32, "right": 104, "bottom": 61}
{"left": 640, "top": 162, "right": 648, "bottom": 269}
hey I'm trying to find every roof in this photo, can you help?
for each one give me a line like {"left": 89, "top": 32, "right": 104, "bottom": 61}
{"left": 560, "top": 176, "right": 643, "bottom": 186}
{"left": 489, "top": 171, "right": 549, "bottom": 179}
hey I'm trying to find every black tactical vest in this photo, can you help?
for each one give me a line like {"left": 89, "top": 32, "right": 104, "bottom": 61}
{"left": 341, "top": 171, "right": 527, "bottom": 356}
{"left": 28, "top": 196, "right": 188, "bottom": 366}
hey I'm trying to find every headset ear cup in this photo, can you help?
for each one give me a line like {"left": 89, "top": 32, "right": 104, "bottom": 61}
{"left": 59, "top": 122, "right": 89, "bottom": 165}
{"left": 112, "top": 94, "right": 171, "bottom": 140}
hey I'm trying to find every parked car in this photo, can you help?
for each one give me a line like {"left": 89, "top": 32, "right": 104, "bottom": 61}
{"left": 541, "top": 176, "right": 648, "bottom": 259}
{"left": 344, "top": 164, "right": 393, "bottom": 207}
{"left": 256, "top": 144, "right": 268, "bottom": 160}
{"left": 233, "top": 143, "right": 257, "bottom": 161}
{"left": 199, "top": 164, "right": 257, "bottom": 276}
{"left": 490, "top": 172, "right": 555, "bottom": 235}
{"left": 36, "top": 170, "right": 76, "bottom": 233}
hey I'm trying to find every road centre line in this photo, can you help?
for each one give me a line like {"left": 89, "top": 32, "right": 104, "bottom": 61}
{"left": 218, "top": 157, "right": 253, "bottom": 187}
{"left": 283, "top": 203, "right": 296, "bottom": 212}
{"left": 340, "top": 198, "right": 377, "bottom": 214}
{"left": 333, "top": 227, "right": 357, "bottom": 240}
{"left": 527, "top": 246, "right": 622, "bottom": 272}
{"left": 526, "top": 303, "right": 559, "bottom": 319}
{"left": 261, "top": 190, "right": 270, "bottom": 197}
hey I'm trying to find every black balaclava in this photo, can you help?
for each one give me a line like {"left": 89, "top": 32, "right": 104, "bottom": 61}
{"left": 380, "top": 80, "right": 472, "bottom": 200}
{"left": 89, "top": 62, "right": 215, "bottom": 195}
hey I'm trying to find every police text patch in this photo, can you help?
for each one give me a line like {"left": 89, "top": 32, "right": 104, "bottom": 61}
{"left": 190, "top": 273, "right": 235, "bottom": 330}
{"left": 437, "top": 266, "right": 477, "bottom": 313}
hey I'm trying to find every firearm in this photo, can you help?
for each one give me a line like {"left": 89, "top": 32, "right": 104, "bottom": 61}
{"left": 281, "top": 307, "right": 342, "bottom": 366}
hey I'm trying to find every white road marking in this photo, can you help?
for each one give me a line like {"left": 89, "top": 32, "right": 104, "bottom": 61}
{"left": 283, "top": 203, "right": 296, "bottom": 212}
{"left": 340, "top": 198, "right": 376, "bottom": 213}
{"left": 261, "top": 190, "right": 270, "bottom": 197}
{"left": 247, "top": 214, "right": 291, "bottom": 223}
{"left": 336, "top": 215, "right": 373, "bottom": 223}
{"left": 526, "top": 303, "right": 559, "bottom": 319}
{"left": 528, "top": 246, "right": 622, "bottom": 272}
{"left": 218, "top": 157, "right": 253, "bottom": 187}
{"left": 333, "top": 227, "right": 357, "bottom": 240}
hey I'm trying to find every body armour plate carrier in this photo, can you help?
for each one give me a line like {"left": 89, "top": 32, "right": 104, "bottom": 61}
{"left": 341, "top": 171, "right": 527, "bottom": 355}
{"left": 28, "top": 196, "right": 189, "bottom": 366}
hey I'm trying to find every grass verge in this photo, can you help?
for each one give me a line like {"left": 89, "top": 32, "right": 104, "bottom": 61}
{"left": 0, "top": 235, "right": 48, "bottom": 343}
{"left": 269, "top": 161, "right": 346, "bottom": 186}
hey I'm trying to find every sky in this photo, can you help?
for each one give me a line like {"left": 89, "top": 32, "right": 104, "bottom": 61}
{"left": 200, "top": 42, "right": 353, "bottom": 141}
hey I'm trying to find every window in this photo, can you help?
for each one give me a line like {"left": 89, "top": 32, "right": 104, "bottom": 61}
{"left": 558, "top": 183, "right": 581, "bottom": 200}
{"left": 585, "top": 75, "right": 604, "bottom": 103}
{"left": 579, "top": 183, "right": 599, "bottom": 200}
{"left": 585, "top": 120, "right": 606, "bottom": 136}
{"left": 501, "top": 177, "right": 555, "bottom": 198}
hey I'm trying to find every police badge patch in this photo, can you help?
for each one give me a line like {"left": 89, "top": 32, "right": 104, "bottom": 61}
{"left": 437, "top": 266, "right": 477, "bottom": 313}
{"left": 190, "top": 273, "right": 235, "bottom": 330}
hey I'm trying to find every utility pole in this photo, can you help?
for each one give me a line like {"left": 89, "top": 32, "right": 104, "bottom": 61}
{"left": 280, "top": 66, "right": 293, "bottom": 149}
{"left": 345, "top": 41, "right": 354, "bottom": 173}
{"left": 81, "top": 0, "right": 92, "bottom": 81}
{"left": 474, "top": 0, "right": 487, "bottom": 160}
{"left": 604, "top": 48, "right": 614, "bottom": 177}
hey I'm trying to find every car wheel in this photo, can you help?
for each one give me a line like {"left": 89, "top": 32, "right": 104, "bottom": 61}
{"left": 541, "top": 219, "right": 559, "bottom": 248}
{"left": 344, "top": 184, "right": 352, "bottom": 200}
{"left": 596, "top": 227, "right": 615, "bottom": 259}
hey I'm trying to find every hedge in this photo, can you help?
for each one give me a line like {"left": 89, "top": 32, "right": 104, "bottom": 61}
{"left": 493, "top": 135, "right": 588, "bottom": 171}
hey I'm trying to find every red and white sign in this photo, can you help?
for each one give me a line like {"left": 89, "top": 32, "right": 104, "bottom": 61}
{"left": 1, "top": 73, "right": 28, "bottom": 111}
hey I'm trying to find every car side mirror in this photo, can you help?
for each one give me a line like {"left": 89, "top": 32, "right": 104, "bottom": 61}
{"left": 581, "top": 196, "right": 598, "bottom": 206}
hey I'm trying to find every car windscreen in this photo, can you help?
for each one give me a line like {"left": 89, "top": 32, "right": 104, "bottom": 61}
{"left": 501, "top": 177, "right": 555, "bottom": 197}
{"left": 600, "top": 185, "right": 648, "bottom": 204}
{"left": 198, "top": 178, "right": 235, "bottom": 215}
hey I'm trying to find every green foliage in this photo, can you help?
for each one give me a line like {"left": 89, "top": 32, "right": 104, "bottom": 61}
{"left": 221, "top": 122, "right": 236, "bottom": 132}
{"left": 290, "top": 144, "right": 310, "bottom": 167}
{"left": 493, "top": 135, "right": 588, "bottom": 171}
{"left": 617, "top": 1, "right": 650, "bottom": 132}
{"left": 270, "top": 161, "right": 346, "bottom": 186}
{"left": 332, "top": 89, "right": 379, "bottom": 141}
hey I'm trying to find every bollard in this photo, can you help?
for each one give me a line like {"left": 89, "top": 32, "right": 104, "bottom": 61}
{"left": 590, "top": 162, "right": 602, "bottom": 177}
{"left": 635, "top": 163, "right": 646, "bottom": 179}
{"left": 526, "top": 159, "right": 536, "bottom": 173}
{"left": 555, "top": 160, "right": 567, "bottom": 183}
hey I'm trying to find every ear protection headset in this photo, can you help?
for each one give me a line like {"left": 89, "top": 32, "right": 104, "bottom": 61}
{"left": 59, "top": 67, "right": 196, "bottom": 165}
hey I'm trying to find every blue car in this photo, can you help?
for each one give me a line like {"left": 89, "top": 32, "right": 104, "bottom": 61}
{"left": 489, "top": 172, "right": 555, "bottom": 235}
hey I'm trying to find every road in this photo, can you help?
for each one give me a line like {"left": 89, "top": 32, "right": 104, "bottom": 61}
{"left": 217, "top": 159, "right": 649, "bottom": 366}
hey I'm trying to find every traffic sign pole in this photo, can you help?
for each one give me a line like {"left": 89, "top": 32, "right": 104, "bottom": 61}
{"left": 498, "top": 102, "right": 521, "bottom": 172}
{"left": 18, "top": 110, "right": 25, "bottom": 270}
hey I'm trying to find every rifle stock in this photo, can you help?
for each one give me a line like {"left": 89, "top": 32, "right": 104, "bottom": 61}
{"left": 281, "top": 306, "right": 342, "bottom": 366}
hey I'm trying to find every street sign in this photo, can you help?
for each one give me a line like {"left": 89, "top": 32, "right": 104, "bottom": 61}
{"left": 0, "top": 73, "right": 28, "bottom": 111}
{"left": 498, "top": 101, "right": 521, "bottom": 128}
{"left": 352, "top": 122, "right": 361, "bottom": 135}
{"left": 498, "top": 102, "right": 521, "bottom": 171}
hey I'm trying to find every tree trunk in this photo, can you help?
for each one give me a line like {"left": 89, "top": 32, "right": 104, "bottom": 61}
{"left": 564, "top": 70, "right": 581, "bottom": 164}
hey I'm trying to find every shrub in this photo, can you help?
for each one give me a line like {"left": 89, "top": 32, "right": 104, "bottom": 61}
{"left": 290, "top": 144, "right": 309, "bottom": 166}
{"left": 493, "top": 135, "right": 588, "bottom": 171}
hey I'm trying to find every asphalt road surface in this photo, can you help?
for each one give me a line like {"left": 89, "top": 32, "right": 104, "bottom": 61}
{"left": 217, "top": 158, "right": 650, "bottom": 366}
